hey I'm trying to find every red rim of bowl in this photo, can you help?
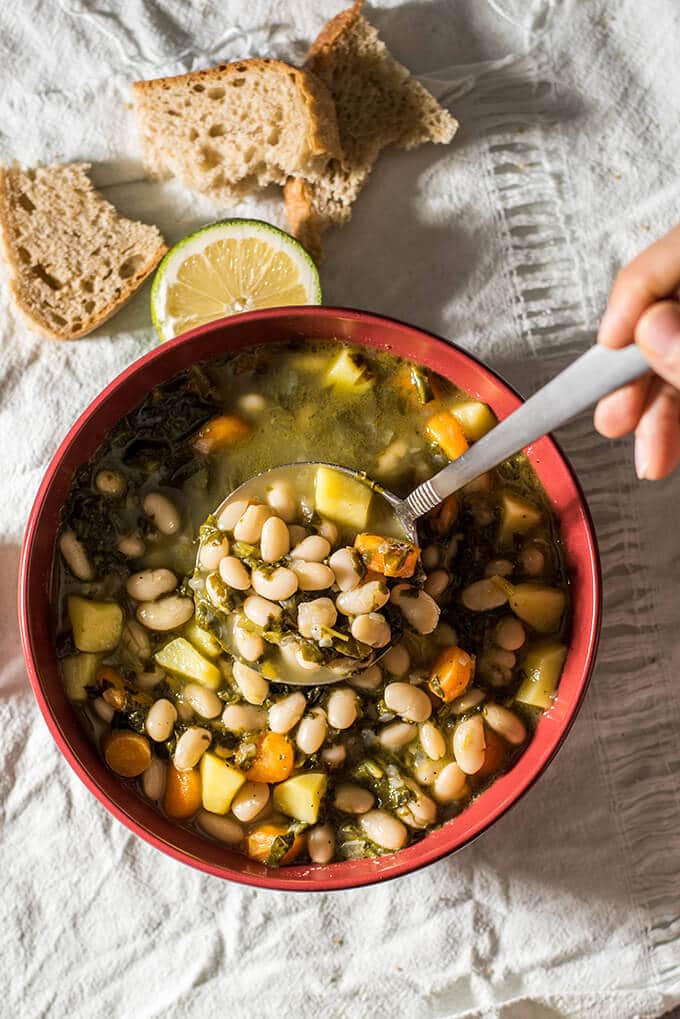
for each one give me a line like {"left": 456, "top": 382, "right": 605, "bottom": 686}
{"left": 18, "top": 306, "right": 601, "bottom": 891}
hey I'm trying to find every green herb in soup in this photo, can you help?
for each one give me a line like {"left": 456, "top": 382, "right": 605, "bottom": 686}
{"left": 54, "top": 341, "right": 570, "bottom": 865}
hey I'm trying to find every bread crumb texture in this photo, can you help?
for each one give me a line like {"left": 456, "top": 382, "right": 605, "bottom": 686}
{"left": 284, "top": 0, "right": 458, "bottom": 258}
{"left": 132, "top": 57, "right": 342, "bottom": 207}
{"left": 0, "top": 162, "right": 166, "bottom": 340}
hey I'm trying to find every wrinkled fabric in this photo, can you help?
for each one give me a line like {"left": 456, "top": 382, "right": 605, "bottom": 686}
{"left": 1, "top": 2, "right": 679, "bottom": 1017}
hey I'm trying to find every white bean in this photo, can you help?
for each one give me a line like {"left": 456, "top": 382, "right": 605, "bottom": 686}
{"left": 398, "top": 782, "right": 437, "bottom": 828}
{"left": 217, "top": 498, "right": 250, "bottom": 532}
{"left": 251, "top": 566, "right": 298, "bottom": 601}
{"left": 121, "top": 619, "right": 152, "bottom": 663}
{"left": 145, "top": 698, "right": 177, "bottom": 741}
{"left": 93, "top": 697, "right": 114, "bottom": 722}
{"left": 232, "top": 616, "right": 264, "bottom": 662}
{"left": 424, "top": 569, "right": 449, "bottom": 600}
{"left": 221, "top": 703, "right": 267, "bottom": 732}
{"left": 317, "top": 520, "right": 339, "bottom": 546}
{"left": 287, "top": 524, "right": 308, "bottom": 546}
{"left": 308, "top": 823, "right": 335, "bottom": 864}
{"left": 295, "top": 647, "right": 322, "bottom": 672}
{"left": 379, "top": 721, "right": 417, "bottom": 749}
{"left": 126, "top": 568, "right": 177, "bottom": 602}
{"left": 175, "top": 698, "right": 194, "bottom": 722}
{"left": 238, "top": 392, "right": 266, "bottom": 414}
{"left": 451, "top": 687, "right": 486, "bottom": 713}
{"left": 360, "top": 809, "right": 407, "bottom": 851}
{"left": 384, "top": 682, "right": 432, "bottom": 723}
{"left": 485, "top": 558, "right": 514, "bottom": 578}
{"left": 521, "top": 546, "right": 545, "bottom": 576}
{"left": 334, "top": 784, "right": 375, "bottom": 814}
{"left": 382, "top": 643, "right": 410, "bottom": 677}
{"left": 268, "top": 692, "right": 306, "bottom": 734}
{"left": 231, "top": 782, "right": 270, "bottom": 822}
{"left": 198, "top": 536, "right": 230, "bottom": 571}
{"left": 453, "top": 715, "right": 486, "bottom": 774}
{"left": 420, "top": 721, "right": 446, "bottom": 760}
{"left": 336, "top": 581, "right": 389, "bottom": 616}
{"left": 484, "top": 703, "right": 526, "bottom": 745}
{"left": 243, "top": 595, "right": 282, "bottom": 628}
{"left": 233, "top": 504, "right": 271, "bottom": 543}
{"left": 433, "top": 762, "right": 467, "bottom": 802}
{"left": 296, "top": 708, "right": 328, "bottom": 753}
{"left": 174, "top": 726, "right": 211, "bottom": 770}
{"left": 348, "top": 664, "right": 383, "bottom": 691}
{"left": 137, "top": 595, "right": 194, "bottom": 631}
{"left": 260, "top": 516, "right": 290, "bottom": 562}
{"left": 136, "top": 667, "right": 165, "bottom": 690}
{"left": 291, "top": 535, "right": 330, "bottom": 562}
{"left": 218, "top": 556, "right": 250, "bottom": 591}
{"left": 59, "top": 530, "right": 94, "bottom": 581}
{"left": 298, "top": 598, "right": 337, "bottom": 640}
{"left": 434, "top": 622, "right": 458, "bottom": 646}
{"left": 183, "top": 683, "right": 222, "bottom": 719}
{"left": 95, "top": 469, "right": 125, "bottom": 496}
{"left": 232, "top": 661, "right": 270, "bottom": 705}
{"left": 142, "top": 756, "right": 166, "bottom": 800}
{"left": 320, "top": 743, "right": 346, "bottom": 768}
{"left": 291, "top": 561, "right": 335, "bottom": 591}
{"left": 351, "top": 612, "right": 391, "bottom": 648}
{"left": 390, "top": 585, "right": 440, "bottom": 634}
{"left": 266, "top": 481, "right": 297, "bottom": 523}
{"left": 326, "top": 687, "right": 358, "bottom": 729}
{"left": 143, "top": 492, "right": 180, "bottom": 535}
{"left": 197, "top": 809, "right": 243, "bottom": 845}
{"left": 328, "top": 547, "right": 363, "bottom": 592}
{"left": 117, "top": 533, "right": 145, "bottom": 558}
{"left": 494, "top": 617, "right": 526, "bottom": 651}
{"left": 461, "top": 578, "right": 508, "bottom": 612}
{"left": 422, "top": 544, "right": 440, "bottom": 571}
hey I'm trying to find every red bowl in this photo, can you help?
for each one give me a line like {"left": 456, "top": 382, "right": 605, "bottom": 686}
{"left": 18, "top": 307, "right": 601, "bottom": 891}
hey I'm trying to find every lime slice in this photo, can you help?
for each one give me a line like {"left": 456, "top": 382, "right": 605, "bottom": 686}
{"left": 151, "top": 219, "right": 321, "bottom": 342}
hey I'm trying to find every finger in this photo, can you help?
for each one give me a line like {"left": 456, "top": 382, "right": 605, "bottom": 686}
{"left": 594, "top": 375, "right": 651, "bottom": 438}
{"left": 634, "top": 300, "right": 680, "bottom": 387}
{"left": 598, "top": 224, "right": 680, "bottom": 349}
{"left": 634, "top": 380, "right": 680, "bottom": 480}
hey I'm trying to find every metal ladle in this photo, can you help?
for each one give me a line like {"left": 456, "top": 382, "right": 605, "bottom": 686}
{"left": 199, "top": 342, "right": 648, "bottom": 686}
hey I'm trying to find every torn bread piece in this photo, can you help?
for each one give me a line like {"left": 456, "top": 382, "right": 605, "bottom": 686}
{"left": 284, "top": 0, "right": 458, "bottom": 259}
{"left": 132, "top": 57, "right": 342, "bottom": 207}
{"left": 0, "top": 162, "right": 167, "bottom": 340}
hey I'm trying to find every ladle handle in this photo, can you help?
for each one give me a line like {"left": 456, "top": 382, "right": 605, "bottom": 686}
{"left": 406, "top": 342, "right": 649, "bottom": 518}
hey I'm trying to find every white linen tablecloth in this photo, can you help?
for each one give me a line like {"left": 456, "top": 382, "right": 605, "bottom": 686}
{"left": 1, "top": 2, "right": 679, "bottom": 1016}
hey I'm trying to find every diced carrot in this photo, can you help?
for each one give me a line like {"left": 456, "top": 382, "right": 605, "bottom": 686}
{"left": 426, "top": 411, "right": 470, "bottom": 460}
{"left": 429, "top": 493, "right": 459, "bottom": 536}
{"left": 97, "top": 665, "right": 126, "bottom": 709}
{"left": 245, "top": 732, "right": 295, "bottom": 784}
{"left": 192, "top": 415, "right": 249, "bottom": 455}
{"left": 477, "top": 727, "right": 507, "bottom": 777}
{"left": 354, "top": 533, "right": 420, "bottom": 579}
{"left": 163, "top": 763, "right": 202, "bottom": 818}
{"left": 246, "top": 823, "right": 305, "bottom": 866}
{"left": 103, "top": 731, "right": 151, "bottom": 778}
{"left": 428, "top": 646, "right": 475, "bottom": 702}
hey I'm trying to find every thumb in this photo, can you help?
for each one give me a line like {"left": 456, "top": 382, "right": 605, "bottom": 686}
{"left": 636, "top": 300, "right": 680, "bottom": 387}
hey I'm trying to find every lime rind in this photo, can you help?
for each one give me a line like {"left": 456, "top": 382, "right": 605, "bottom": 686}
{"left": 150, "top": 218, "right": 322, "bottom": 343}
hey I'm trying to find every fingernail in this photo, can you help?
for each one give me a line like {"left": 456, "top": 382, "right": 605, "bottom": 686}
{"left": 637, "top": 303, "right": 680, "bottom": 356}
{"left": 598, "top": 305, "right": 628, "bottom": 346}
{"left": 635, "top": 437, "right": 650, "bottom": 480}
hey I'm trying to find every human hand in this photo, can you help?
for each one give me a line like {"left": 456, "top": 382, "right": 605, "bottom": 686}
{"left": 594, "top": 223, "right": 680, "bottom": 480}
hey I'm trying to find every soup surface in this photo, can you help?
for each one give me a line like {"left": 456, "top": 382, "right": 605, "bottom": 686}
{"left": 55, "top": 341, "right": 569, "bottom": 866}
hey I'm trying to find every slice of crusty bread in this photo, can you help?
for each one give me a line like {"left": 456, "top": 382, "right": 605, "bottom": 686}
{"left": 132, "top": 58, "right": 342, "bottom": 207}
{"left": 0, "top": 163, "right": 166, "bottom": 341}
{"left": 284, "top": 0, "right": 458, "bottom": 258}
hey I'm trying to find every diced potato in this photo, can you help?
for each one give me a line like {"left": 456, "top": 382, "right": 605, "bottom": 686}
{"left": 315, "top": 466, "right": 372, "bottom": 530}
{"left": 67, "top": 596, "right": 124, "bottom": 653}
{"left": 200, "top": 752, "right": 245, "bottom": 814}
{"left": 509, "top": 583, "right": 566, "bottom": 634}
{"left": 183, "top": 618, "right": 222, "bottom": 659}
{"left": 155, "top": 637, "right": 221, "bottom": 690}
{"left": 325, "top": 349, "right": 374, "bottom": 392}
{"left": 515, "top": 640, "right": 567, "bottom": 709}
{"left": 61, "top": 652, "right": 101, "bottom": 702}
{"left": 272, "top": 772, "right": 328, "bottom": 824}
{"left": 498, "top": 492, "right": 542, "bottom": 547}
{"left": 450, "top": 400, "right": 497, "bottom": 441}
